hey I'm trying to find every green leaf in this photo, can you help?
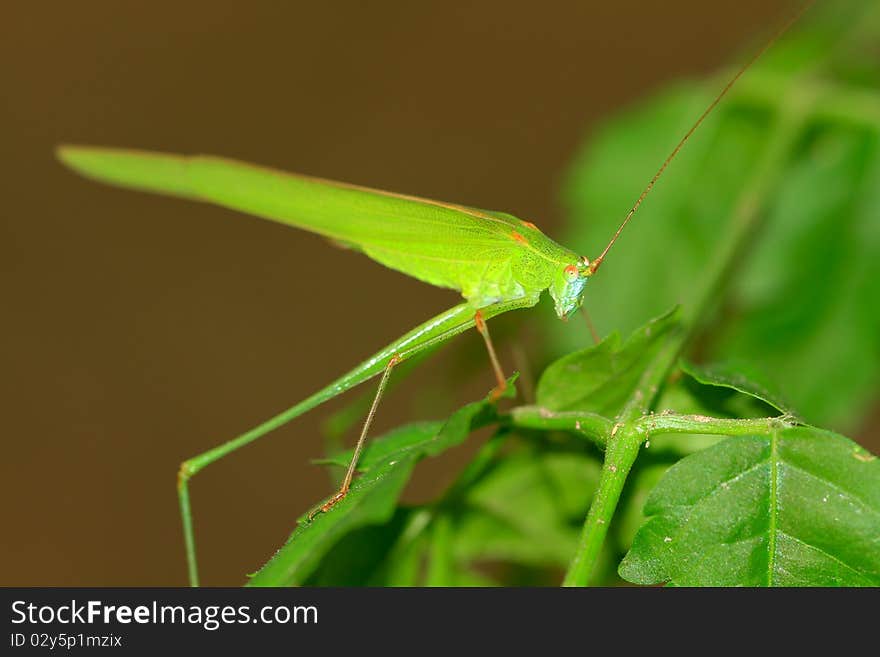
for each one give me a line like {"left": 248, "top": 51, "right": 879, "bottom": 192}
{"left": 536, "top": 307, "right": 681, "bottom": 414}
{"left": 680, "top": 359, "right": 802, "bottom": 420}
{"left": 246, "top": 452, "right": 417, "bottom": 587}
{"left": 246, "top": 380, "right": 514, "bottom": 586}
{"left": 619, "top": 426, "right": 880, "bottom": 586}
{"left": 452, "top": 449, "right": 601, "bottom": 568}
{"left": 302, "top": 508, "right": 418, "bottom": 586}
{"left": 714, "top": 122, "right": 880, "bottom": 430}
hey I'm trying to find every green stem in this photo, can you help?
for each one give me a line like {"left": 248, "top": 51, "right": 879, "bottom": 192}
{"left": 562, "top": 425, "right": 641, "bottom": 586}
{"left": 563, "top": 93, "right": 812, "bottom": 587}
{"left": 507, "top": 406, "right": 612, "bottom": 447}
{"left": 632, "top": 413, "right": 794, "bottom": 437}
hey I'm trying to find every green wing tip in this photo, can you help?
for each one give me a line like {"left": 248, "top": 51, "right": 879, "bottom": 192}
{"left": 55, "top": 143, "right": 77, "bottom": 165}
{"left": 55, "top": 144, "right": 97, "bottom": 172}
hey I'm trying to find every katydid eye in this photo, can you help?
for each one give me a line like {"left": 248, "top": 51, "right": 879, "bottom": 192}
{"left": 564, "top": 265, "right": 578, "bottom": 281}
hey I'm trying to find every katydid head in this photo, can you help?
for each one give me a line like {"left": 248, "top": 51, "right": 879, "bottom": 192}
{"left": 550, "top": 256, "right": 592, "bottom": 320}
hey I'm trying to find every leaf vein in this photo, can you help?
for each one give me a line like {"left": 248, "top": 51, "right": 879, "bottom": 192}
{"left": 767, "top": 429, "right": 779, "bottom": 586}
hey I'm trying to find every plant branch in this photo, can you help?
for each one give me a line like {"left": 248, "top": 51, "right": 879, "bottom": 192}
{"left": 562, "top": 425, "right": 640, "bottom": 586}
{"left": 632, "top": 412, "right": 795, "bottom": 438}
{"left": 507, "top": 406, "right": 611, "bottom": 447}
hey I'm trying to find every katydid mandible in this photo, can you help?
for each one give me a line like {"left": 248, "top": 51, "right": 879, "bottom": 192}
{"left": 56, "top": 7, "right": 806, "bottom": 586}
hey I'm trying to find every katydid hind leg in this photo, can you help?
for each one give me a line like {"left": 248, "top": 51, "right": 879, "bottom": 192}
{"left": 175, "top": 296, "right": 537, "bottom": 585}
{"left": 175, "top": 305, "right": 470, "bottom": 586}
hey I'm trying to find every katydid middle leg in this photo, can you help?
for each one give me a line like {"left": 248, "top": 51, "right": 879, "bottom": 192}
{"left": 311, "top": 305, "right": 524, "bottom": 517}
{"left": 308, "top": 352, "right": 401, "bottom": 519}
{"left": 474, "top": 310, "right": 508, "bottom": 401}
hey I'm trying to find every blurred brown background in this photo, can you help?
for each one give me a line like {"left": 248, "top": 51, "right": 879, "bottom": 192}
{"left": 2, "top": 1, "right": 801, "bottom": 585}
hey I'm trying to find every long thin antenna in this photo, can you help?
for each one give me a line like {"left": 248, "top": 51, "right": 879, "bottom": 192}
{"left": 588, "top": 1, "right": 815, "bottom": 276}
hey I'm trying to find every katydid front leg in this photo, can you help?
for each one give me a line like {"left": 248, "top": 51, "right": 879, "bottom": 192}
{"left": 177, "top": 295, "right": 537, "bottom": 585}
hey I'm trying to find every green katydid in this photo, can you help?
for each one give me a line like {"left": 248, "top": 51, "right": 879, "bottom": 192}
{"left": 55, "top": 7, "right": 806, "bottom": 587}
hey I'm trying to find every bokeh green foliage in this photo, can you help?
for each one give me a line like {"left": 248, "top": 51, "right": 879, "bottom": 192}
{"left": 554, "top": 0, "right": 880, "bottom": 432}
